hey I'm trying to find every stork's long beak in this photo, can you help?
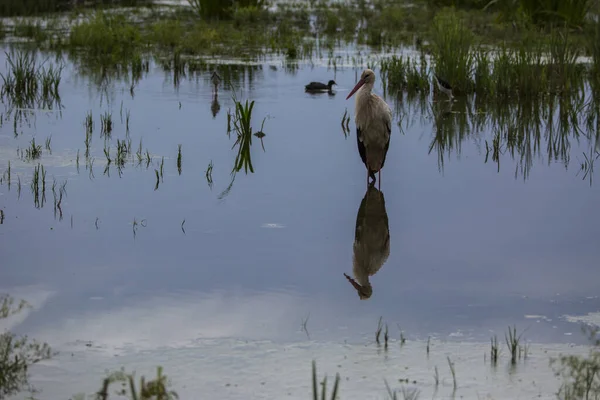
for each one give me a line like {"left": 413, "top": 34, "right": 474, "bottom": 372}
{"left": 346, "top": 78, "right": 365, "bottom": 100}
{"left": 344, "top": 273, "right": 362, "bottom": 292}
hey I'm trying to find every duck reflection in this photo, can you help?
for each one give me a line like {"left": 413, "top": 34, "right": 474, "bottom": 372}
{"left": 211, "top": 91, "right": 220, "bottom": 118}
{"left": 210, "top": 71, "right": 221, "bottom": 118}
{"left": 344, "top": 182, "right": 390, "bottom": 300}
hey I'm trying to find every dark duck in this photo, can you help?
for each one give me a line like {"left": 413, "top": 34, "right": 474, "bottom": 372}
{"left": 305, "top": 79, "right": 337, "bottom": 93}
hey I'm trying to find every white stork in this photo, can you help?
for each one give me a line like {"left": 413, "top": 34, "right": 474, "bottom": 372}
{"left": 346, "top": 69, "right": 392, "bottom": 187}
{"left": 343, "top": 183, "right": 390, "bottom": 300}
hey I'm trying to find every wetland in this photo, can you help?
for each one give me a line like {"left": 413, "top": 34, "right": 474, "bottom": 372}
{"left": 1, "top": 0, "right": 600, "bottom": 398}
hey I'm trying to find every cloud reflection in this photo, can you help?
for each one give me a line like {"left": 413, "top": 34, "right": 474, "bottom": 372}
{"left": 29, "top": 289, "right": 342, "bottom": 355}
{"left": 0, "top": 285, "right": 56, "bottom": 332}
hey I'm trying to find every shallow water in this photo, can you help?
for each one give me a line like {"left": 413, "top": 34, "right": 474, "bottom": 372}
{"left": 1, "top": 42, "right": 600, "bottom": 398}
{"left": 20, "top": 338, "right": 595, "bottom": 399}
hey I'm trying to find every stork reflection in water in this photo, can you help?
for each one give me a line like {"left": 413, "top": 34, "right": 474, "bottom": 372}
{"left": 211, "top": 91, "right": 220, "bottom": 118}
{"left": 344, "top": 182, "right": 390, "bottom": 300}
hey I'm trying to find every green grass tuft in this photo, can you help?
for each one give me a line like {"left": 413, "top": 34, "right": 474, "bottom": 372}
{"left": 24, "top": 138, "right": 42, "bottom": 161}
{"left": 0, "top": 50, "right": 62, "bottom": 111}
{"left": 505, "top": 325, "right": 525, "bottom": 365}
{"left": 69, "top": 12, "right": 141, "bottom": 60}
{"left": 431, "top": 9, "right": 475, "bottom": 94}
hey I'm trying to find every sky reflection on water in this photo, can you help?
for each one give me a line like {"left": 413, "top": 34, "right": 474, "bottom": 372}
{"left": 1, "top": 47, "right": 600, "bottom": 362}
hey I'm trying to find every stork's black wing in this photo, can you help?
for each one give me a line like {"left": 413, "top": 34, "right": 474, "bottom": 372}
{"left": 380, "top": 121, "right": 391, "bottom": 169}
{"left": 356, "top": 127, "right": 367, "bottom": 168}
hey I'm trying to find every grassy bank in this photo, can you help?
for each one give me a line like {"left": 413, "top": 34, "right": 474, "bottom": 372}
{"left": 3, "top": 3, "right": 600, "bottom": 116}
{"left": 428, "top": 9, "right": 592, "bottom": 97}
{"left": 56, "top": 7, "right": 310, "bottom": 61}
{"left": 369, "top": 0, "right": 600, "bottom": 100}
{"left": 1, "top": 0, "right": 598, "bottom": 63}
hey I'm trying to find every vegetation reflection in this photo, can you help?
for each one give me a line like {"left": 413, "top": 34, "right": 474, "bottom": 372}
{"left": 219, "top": 90, "right": 267, "bottom": 199}
{"left": 0, "top": 294, "right": 54, "bottom": 399}
{"left": 387, "top": 84, "right": 599, "bottom": 181}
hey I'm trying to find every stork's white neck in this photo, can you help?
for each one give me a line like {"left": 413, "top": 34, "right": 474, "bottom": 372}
{"left": 354, "top": 81, "right": 377, "bottom": 130}
{"left": 355, "top": 81, "right": 374, "bottom": 106}
{"left": 353, "top": 267, "right": 370, "bottom": 288}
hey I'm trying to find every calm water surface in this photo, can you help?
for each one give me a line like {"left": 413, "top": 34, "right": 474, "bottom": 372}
{"left": 1, "top": 43, "right": 599, "bottom": 398}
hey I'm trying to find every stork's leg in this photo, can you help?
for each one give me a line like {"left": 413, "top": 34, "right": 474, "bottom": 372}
{"left": 369, "top": 169, "right": 376, "bottom": 184}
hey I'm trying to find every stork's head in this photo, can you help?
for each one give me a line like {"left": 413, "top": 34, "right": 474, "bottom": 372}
{"left": 346, "top": 69, "right": 376, "bottom": 100}
{"left": 343, "top": 273, "right": 373, "bottom": 300}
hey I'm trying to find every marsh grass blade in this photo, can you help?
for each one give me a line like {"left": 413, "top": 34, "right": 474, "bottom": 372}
{"left": 205, "top": 160, "right": 214, "bottom": 189}
{"left": 376, "top": 316, "right": 383, "bottom": 345}
{"left": 177, "top": 144, "right": 182, "bottom": 175}
{"left": 505, "top": 325, "right": 526, "bottom": 365}
{"left": 232, "top": 98, "right": 256, "bottom": 174}
{"left": 491, "top": 335, "right": 499, "bottom": 365}
{"left": 311, "top": 360, "right": 340, "bottom": 400}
